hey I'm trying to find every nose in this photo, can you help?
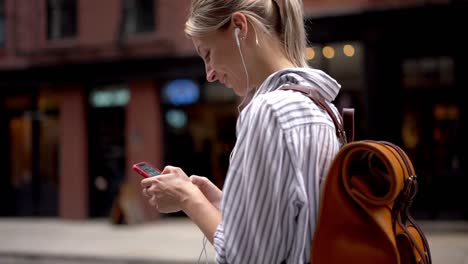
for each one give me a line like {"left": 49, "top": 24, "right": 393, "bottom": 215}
{"left": 205, "top": 64, "right": 217, "bottom": 82}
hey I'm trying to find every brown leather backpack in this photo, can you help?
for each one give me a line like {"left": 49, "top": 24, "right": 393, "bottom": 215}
{"left": 280, "top": 85, "right": 432, "bottom": 264}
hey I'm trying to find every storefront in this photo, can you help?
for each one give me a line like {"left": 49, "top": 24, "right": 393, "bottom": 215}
{"left": 0, "top": 87, "right": 60, "bottom": 216}
{"left": 0, "top": 57, "right": 235, "bottom": 219}
{"left": 305, "top": 4, "right": 467, "bottom": 219}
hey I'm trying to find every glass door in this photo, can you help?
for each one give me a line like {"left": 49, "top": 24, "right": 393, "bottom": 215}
{"left": 2, "top": 90, "right": 59, "bottom": 216}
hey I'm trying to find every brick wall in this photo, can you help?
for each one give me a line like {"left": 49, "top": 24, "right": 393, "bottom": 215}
{"left": 303, "top": 0, "right": 425, "bottom": 15}
{"left": 0, "top": 0, "right": 426, "bottom": 69}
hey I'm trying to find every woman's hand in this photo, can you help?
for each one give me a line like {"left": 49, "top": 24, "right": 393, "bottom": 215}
{"left": 190, "top": 176, "right": 223, "bottom": 209}
{"left": 141, "top": 166, "right": 223, "bottom": 244}
{"left": 141, "top": 166, "right": 201, "bottom": 214}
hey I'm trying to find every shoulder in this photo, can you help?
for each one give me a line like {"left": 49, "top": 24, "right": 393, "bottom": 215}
{"left": 248, "top": 89, "right": 310, "bottom": 112}
{"left": 243, "top": 89, "right": 333, "bottom": 131}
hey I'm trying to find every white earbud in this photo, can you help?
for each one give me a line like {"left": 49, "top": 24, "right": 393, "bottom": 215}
{"left": 234, "top": 27, "right": 241, "bottom": 47}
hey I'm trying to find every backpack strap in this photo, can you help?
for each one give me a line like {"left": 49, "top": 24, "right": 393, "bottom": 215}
{"left": 342, "top": 108, "right": 355, "bottom": 142}
{"left": 279, "top": 85, "right": 355, "bottom": 144}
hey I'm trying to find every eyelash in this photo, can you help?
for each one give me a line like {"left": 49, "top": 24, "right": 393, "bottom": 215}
{"left": 204, "top": 51, "right": 210, "bottom": 62}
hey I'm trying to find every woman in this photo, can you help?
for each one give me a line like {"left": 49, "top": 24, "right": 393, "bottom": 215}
{"left": 141, "top": 0, "right": 343, "bottom": 263}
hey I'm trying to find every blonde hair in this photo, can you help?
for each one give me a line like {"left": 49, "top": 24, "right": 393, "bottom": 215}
{"left": 185, "top": 0, "right": 309, "bottom": 68}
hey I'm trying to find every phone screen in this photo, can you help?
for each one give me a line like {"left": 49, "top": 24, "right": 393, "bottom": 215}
{"left": 133, "top": 162, "right": 161, "bottom": 178}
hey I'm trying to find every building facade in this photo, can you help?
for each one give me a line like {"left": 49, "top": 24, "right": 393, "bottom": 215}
{"left": 305, "top": 2, "right": 468, "bottom": 219}
{"left": 0, "top": 0, "right": 207, "bottom": 220}
{"left": 0, "top": 0, "right": 466, "bottom": 220}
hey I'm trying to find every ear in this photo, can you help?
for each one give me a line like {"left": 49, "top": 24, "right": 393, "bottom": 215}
{"left": 231, "top": 12, "right": 248, "bottom": 38}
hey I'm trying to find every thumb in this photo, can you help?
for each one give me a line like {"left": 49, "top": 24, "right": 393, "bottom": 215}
{"left": 190, "top": 175, "right": 206, "bottom": 187}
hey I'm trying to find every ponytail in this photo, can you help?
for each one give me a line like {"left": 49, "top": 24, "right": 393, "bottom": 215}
{"left": 280, "top": 0, "right": 309, "bottom": 68}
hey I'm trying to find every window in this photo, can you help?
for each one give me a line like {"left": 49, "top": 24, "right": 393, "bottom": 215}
{"left": 121, "top": 0, "right": 155, "bottom": 35}
{"left": 47, "top": 0, "right": 77, "bottom": 40}
{"left": 0, "top": 0, "right": 5, "bottom": 47}
{"left": 402, "top": 56, "right": 455, "bottom": 89}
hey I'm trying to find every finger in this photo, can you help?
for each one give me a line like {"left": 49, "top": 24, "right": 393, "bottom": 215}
{"left": 190, "top": 175, "right": 203, "bottom": 185}
{"left": 146, "top": 183, "right": 159, "bottom": 195}
{"left": 161, "top": 165, "right": 178, "bottom": 174}
{"left": 192, "top": 175, "right": 210, "bottom": 186}
{"left": 140, "top": 178, "right": 153, "bottom": 188}
{"left": 142, "top": 187, "right": 151, "bottom": 198}
{"left": 149, "top": 195, "right": 157, "bottom": 207}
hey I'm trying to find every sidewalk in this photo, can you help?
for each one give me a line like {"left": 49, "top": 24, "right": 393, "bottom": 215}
{"left": 0, "top": 217, "right": 216, "bottom": 264}
{"left": 0, "top": 217, "right": 467, "bottom": 263}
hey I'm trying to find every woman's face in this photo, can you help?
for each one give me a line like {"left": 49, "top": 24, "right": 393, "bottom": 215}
{"left": 192, "top": 29, "right": 248, "bottom": 96}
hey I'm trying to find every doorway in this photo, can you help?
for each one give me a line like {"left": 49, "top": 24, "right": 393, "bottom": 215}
{"left": 1, "top": 90, "right": 59, "bottom": 216}
{"left": 88, "top": 85, "right": 128, "bottom": 218}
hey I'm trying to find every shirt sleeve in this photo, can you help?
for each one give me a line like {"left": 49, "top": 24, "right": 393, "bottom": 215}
{"left": 213, "top": 96, "right": 300, "bottom": 264}
{"left": 213, "top": 222, "right": 227, "bottom": 263}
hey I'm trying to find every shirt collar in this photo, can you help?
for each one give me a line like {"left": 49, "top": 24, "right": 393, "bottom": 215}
{"left": 251, "top": 67, "right": 341, "bottom": 102}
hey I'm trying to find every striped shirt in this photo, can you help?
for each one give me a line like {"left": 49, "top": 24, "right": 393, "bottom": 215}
{"left": 213, "top": 68, "right": 342, "bottom": 264}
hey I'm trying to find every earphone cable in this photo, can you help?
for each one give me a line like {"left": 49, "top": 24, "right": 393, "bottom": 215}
{"left": 237, "top": 37, "right": 250, "bottom": 114}
{"left": 197, "top": 235, "right": 208, "bottom": 264}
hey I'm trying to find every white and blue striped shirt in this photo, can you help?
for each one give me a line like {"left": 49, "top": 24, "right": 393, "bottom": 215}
{"left": 213, "top": 68, "right": 342, "bottom": 264}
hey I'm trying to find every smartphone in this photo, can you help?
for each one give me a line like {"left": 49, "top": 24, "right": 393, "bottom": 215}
{"left": 132, "top": 161, "right": 161, "bottom": 178}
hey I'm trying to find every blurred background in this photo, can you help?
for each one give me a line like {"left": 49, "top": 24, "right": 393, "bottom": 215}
{"left": 0, "top": 0, "right": 466, "bottom": 224}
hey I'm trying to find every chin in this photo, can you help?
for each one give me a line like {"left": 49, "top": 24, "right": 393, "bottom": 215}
{"left": 224, "top": 84, "right": 241, "bottom": 96}
{"left": 232, "top": 88, "right": 247, "bottom": 97}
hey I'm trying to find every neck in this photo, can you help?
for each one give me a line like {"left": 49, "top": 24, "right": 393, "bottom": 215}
{"left": 247, "top": 40, "right": 297, "bottom": 89}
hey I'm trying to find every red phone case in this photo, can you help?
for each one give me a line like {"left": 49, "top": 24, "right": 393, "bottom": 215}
{"left": 132, "top": 161, "right": 161, "bottom": 178}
